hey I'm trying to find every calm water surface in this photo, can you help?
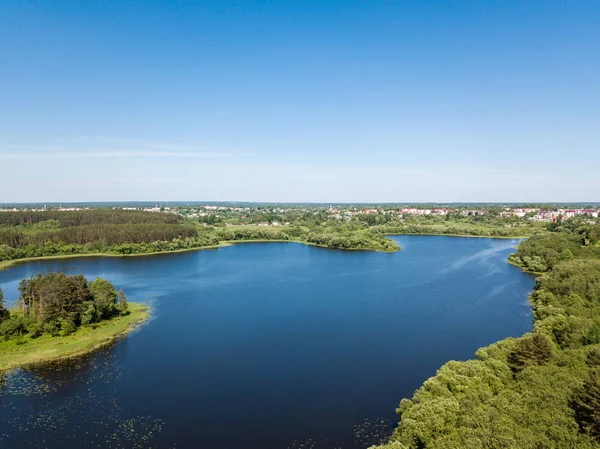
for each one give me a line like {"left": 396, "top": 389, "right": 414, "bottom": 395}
{"left": 0, "top": 236, "right": 534, "bottom": 448}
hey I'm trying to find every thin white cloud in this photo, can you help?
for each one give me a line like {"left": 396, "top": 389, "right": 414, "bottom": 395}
{"left": 0, "top": 150, "right": 231, "bottom": 159}
{"left": 4, "top": 137, "right": 249, "bottom": 154}
{"left": 71, "top": 136, "right": 243, "bottom": 153}
{"left": 384, "top": 166, "right": 546, "bottom": 180}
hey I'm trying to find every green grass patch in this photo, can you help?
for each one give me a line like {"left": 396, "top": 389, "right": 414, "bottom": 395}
{"left": 0, "top": 302, "right": 150, "bottom": 373}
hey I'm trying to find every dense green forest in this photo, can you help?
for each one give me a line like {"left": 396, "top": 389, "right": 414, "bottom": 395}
{"left": 0, "top": 209, "right": 181, "bottom": 226}
{"left": 509, "top": 224, "right": 600, "bottom": 273}
{"left": 0, "top": 210, "right": 198, "bottom": 259}
{"left": 370, "top": 225, "right": 600, "bottom": 449}
{"left": 0, "top": 273, "right": 128, "bottom": 339}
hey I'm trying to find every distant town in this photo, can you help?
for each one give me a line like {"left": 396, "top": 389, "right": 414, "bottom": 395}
{"left": 1, "top": 203, "right": 599, "bottom": 224}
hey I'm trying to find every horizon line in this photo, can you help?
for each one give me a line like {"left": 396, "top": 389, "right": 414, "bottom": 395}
{"left": 2, "top": 201, "right": 600, "bottom": 205}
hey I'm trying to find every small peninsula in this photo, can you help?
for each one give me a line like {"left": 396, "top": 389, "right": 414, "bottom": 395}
{"left": 0, "top": 273, "right": 149, "bottom": 372}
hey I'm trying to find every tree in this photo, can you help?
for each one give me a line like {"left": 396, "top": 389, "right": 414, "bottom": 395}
{"left": 88, "top": 277, "right": 117, "bottom": 319}
{"left": 0, "top": 287, "right": 8, "bottom": 322}
{"left": 587, "top": 348, "right": 600, "bottom": 367}
{"left": 80, "top": 302, "right": 97, "bottom": 326}
{"left": 507, "top": 332, "right": 555, "bottom": 373}
{"left": 572, "top": 369, "right": 600, "bottom": 442}
{"left": 116, "top": 289, "right": 129, "bottom": 316}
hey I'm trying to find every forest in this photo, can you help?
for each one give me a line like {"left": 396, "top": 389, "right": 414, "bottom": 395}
{"left": 509, "top": 223, "right": 600, "bottom": 273}
{"left": 0, "top": 273, "right": 128, "bottom": 339}
{"left": 0, "top": 210, "right": 197, "bottom": 253}
{"left": 0, "top": 209, "right": 182, "bottom": 226}
{"left": 370, "top": 224, "right": 600, "bottom": 449}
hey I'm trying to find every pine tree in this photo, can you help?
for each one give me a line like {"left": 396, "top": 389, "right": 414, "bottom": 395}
{"left": 507, "top": 332, "right": 555, "bottom": 373}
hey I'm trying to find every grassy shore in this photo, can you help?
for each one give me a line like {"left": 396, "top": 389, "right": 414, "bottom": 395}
{"left": 0, "top": 302, "right": 150, "bottom": 373}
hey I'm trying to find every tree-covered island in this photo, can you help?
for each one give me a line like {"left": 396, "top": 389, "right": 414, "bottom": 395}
{"left": 0, "top": 273, "right": 148, "bottom": 372}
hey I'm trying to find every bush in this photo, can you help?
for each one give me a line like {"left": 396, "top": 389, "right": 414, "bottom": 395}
{"left": 43, "top": 320, "right": 60, "bottom": 336}
{"left": 60, "top": 318, "right": 77, "bottom": 336}
{"left": 0, "top": 316, "right": 28, "bottom": 339}
{"left": 27, "top": 321, "right": 44, "bottom": 338}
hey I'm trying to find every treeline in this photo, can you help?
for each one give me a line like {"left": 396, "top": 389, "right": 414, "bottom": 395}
{"left": 214, "top": 227, "right": 292, "bottom": 241}
{"left": 0, "top": 209, "right": 181, "bottom": 226}
{"left": 0, "top": 273, "right": 128, "bottom": 339}
{"left": 372, "top": 223, "right": 539, "bottom": 238}
{"left": 369, "top": 226, "right": 600, "bottom": 449}
{"left": 0, "top": 223, "right": 197, "bottom": 247}
{"left": 305, "top": 231, "right": 398, "bottom": 251}
{"left": 213, "top": 226, "right": 399, "bottom": 252}
{"left": 0, "top": 233, "right": 222, "bottom": 260}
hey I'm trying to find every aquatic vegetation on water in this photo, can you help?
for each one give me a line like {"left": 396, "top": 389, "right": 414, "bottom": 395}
{"left": 0, "top": 350, "right": 164, "bottom": 448}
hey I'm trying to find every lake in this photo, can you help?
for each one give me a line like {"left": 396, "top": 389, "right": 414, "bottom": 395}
{"left": 0, "top": 236, "right": 534, "bottom": 449}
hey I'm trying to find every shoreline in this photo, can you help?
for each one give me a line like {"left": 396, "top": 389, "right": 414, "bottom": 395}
{"left": 0, "top": 232, "right": 535, "bottom": 274}
{"left": 0, "top": 302, "right": 150, "bottom": 373}
{"left": 224, "top": 239, "right": 400, "bottom": 252}
{"left": 383, "top": 232, "right": 532, "bottom": 240}
{"left": 0, "top": 233, "right": 532, "bottom": 271}
{"left": 0, "top": 243, "right": 232, "bottom": 271}
{"left": 0, "top": 238, "right": 402, "bottom": 271}
{"left": 506, "top": 257, "right": 545, "bottom": 276}
{"left": 0, "top": 232, "right": 547, "bottom": 447}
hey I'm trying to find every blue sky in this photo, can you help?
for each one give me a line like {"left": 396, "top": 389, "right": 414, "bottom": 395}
{"left": 1, "top": 0, "right": 599, "bottom": 203}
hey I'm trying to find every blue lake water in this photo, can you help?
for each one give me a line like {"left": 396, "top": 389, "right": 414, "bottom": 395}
{"left": 0, "top": 236, "right": 535, "bottom": 448}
